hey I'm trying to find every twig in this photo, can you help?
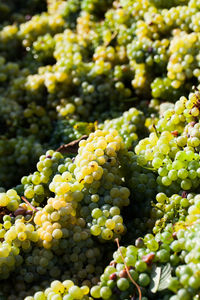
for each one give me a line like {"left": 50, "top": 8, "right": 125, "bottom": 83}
{"left": 104, "top": 31, "right": 117, "bottom": 47}
{"left": 115, "top": 238, "right": 142, "bottom": 300}
{"left": 153, "top": 124, "right": 159, "bottom": 137}
{"left": 21, "top": 196, "right": 38, "bottom": 212}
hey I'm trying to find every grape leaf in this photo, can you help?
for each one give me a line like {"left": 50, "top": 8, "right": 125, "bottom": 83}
{"left": 149, "top": 265, "right": 161, "bottom": 293}
{"left": 150, "top": 263, "right": 172, "bottom": 293}
{"left": 158, "top": 263, "right": 172, "bottom": 291}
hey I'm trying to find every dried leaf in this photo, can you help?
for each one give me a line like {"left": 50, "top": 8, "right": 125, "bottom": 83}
{"left": 56, "top": 135, "right": 88, "bottom": 154}
{"left": 0, "top": 207, "right": 11, "bottom": 222}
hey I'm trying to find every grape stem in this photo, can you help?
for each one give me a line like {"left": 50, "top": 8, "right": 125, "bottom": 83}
{"left": 25, "top": 214, "right": 34, "bottom": 223}
{"left": 104, "top": 31, "right": 117, "bottom": 47}
{"left": 21, "top": 196, "right": 38, "bottom": 212}
{"left": 115, "top": 238, "right": 142, "bottom": 300}
{"left": 153, "top": 124, "right": 159, "bottom": 137}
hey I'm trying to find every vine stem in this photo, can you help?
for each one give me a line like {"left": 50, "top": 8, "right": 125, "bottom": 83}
{"left": 21, "top": 196, "right": 38, "bottom": 212}
{"left": 153, "top": 124, "right": 159, "bottom": 137}
{"left": 115, "top": 238, "right": 142, "bottom": 300}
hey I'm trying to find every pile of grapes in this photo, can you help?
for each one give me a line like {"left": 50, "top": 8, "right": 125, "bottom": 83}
{"left": 2, "top": 0, "right": 200, "bottom": 299}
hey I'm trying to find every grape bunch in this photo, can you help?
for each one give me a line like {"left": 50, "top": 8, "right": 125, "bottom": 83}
{"left": 90, "top": 220, "right": 200, "bottom": 300}
{"left": 134, "top": 89, "right": 200, "bottom": 194}
{"left": 24, "top": 279, "right": 91, "bottom": 300}
{"left": 2, "top": 0, "right": 200, "bottom": 188}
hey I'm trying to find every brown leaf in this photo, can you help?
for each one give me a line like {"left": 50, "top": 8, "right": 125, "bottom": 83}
{"left": 56, "top": 135, "right": 88, "bottom": 154}
{"left": 0, "top": 207, "right": 11, "bottom": 222}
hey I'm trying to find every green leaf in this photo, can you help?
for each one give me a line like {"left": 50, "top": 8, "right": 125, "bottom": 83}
{"left": 150, "top": 263, "right": 172, "bottom": 293}
{"left": 150, "top": 264, "right": 161, "bottom": 293}
{"left": 158, "top": 263, "right": 172, "bottom": 291}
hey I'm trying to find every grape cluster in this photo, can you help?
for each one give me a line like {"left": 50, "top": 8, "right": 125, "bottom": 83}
{"left": 1, "top": 108, "right": 200, "bottom": 300}
{"left": 90, "top": 220, "right": 200, "bottom": 300}
{"left": 0, "top": 212, "right": 38, "bottom": 280}
{"left": 3, "top": 0, "right": 200, "bottom": 188}
{"left": 135, "top": 89, "right": 200, "bottom": 193}
{"left": 0, "top": 136, "right": 44, "bottom": 188}
{"left": 100, "top": 108, "right": 147, "bottom": 149}
{"left": 28, "top": 130, "right": 130, "bottom": 245}
{"left": 150, "top": 192, "right": 190, "bottom": 234}
{"left": 24, "top": 279, "right": 91, "bottom": 300}
{"left": 0, "top": 130, "right": 127, "bottom": 296}
{"left": 21, "top": 150, "right": 64, "bottom": 206}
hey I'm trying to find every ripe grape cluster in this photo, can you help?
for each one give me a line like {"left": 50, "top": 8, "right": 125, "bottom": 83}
{"left": 2, "top": 0, "right": 200, "bottom": 188}
{"left": 135, "top": 89, "right": 200, "bottom": 194}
